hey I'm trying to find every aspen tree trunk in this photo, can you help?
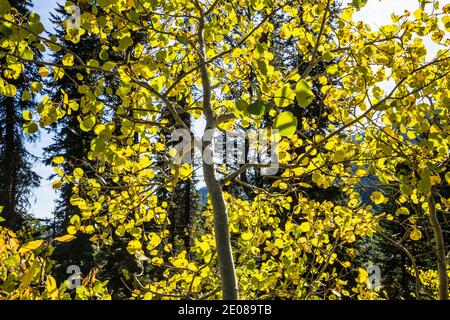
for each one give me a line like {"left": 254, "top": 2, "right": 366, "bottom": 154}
{"left": 428, "top": 193, "right": 449, "bottom": 300}
{"left": 197, "top": 16, "right": 239, "bottom": 300}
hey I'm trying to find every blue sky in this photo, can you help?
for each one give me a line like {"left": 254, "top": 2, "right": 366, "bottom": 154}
{"left": 27, "top": 0, "right": 446, "bottom": 219}
{"left": 27, "top": 0, "right": 60, "bottom": 219}
{"left": 33, "top": 1, "right": 59, "bottom": 29}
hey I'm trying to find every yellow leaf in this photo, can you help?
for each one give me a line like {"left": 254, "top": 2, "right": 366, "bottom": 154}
{"left": 73, "top": 167, "right": 84, "bottom": 179}
{"left": 341, "top": 7, "right": 355, "bottom": 22}
{"left": 279, "top": 24, "right": 291, "bottom": 39}
{"left": 46, "top": 275, "right": 58, "bottom": 300}
{"left": 173, "top": 258, "right": 188, "bottom": 268}
{"left": 241, "top": 232, "right": 253, "bottom": 241}
{"left": 39, "top": 66, "right": 49, "bottom": 77}
{"left": 370, "top": 191, "right": 385, "bottom": 205}
{"left": 445, "top": 172, "right": 450, "bottom": 185}
{"left": 430, "top": 175, "right": 441, "bottom": 185}
{"left": 155, "top": 142, "right": 165, "bottom": 152}
{"left": 62, "top": 53, "right": 74, "bottom": 66}
{"left": 444, "top": 4, "right": 450, "bottom": 14}
{"left": 52, "top": 179, "right": 62, "bottom": 189}
{"left": 54, "top": 234, "right": 76, "bottom": 242}
{"left": 279, "top": 182, "right": 288, "bottom": 189}
{"left": 52, "top": 156, "right": 65, "bottom": 164}
{"left": 298, "top": 182, "right": 312, "bottom": 188}
{"left": 54, "top": 67, "right": 65, "bottom": 81}
{"left": 22, "top": 110, "right": 32, "bottom": 121}
{"left": 341, "top": 261, "right": 351, "bottom": 268}
{"left": 70, "top": 215, "right": 80, "bottom": 225}
{"left": 146, "top": 232, "right": 161, "bottom": 250}
{"left": 168, "top": 148, "right": 177, "bottom": 158}
{"left": 410, "top": 228, "right": 422, "bottom": 241}
{"left": 3, "top": 83, "right": 16, "bottom": 96}
{"left": 396, "top": 207, "right": 409, "bottom": 216}
{"left": 299, "top": 222, "right": 311, "bottom": 233}
{"left": 19, "top": 239, "right": 44, "bottom": 253}
{"left": 127, "top": 240, "right": 142, "bottom": 254}
{"left": 357, "top": 268, "right": 368, "bottom": 284}
{"left": 80, "top": 115, "right": 96, "bottom": 132}
{"left": 274, "top": 238, "right": 284, "bottom": 248}
{"left": 67, "top": 226, "right": 77, "bottom": 235}
{"left": 179, "top": 163, "right": 193, "bottom": 179}
{"left": 413, "top": 8, "right": 423, "bottom": 20}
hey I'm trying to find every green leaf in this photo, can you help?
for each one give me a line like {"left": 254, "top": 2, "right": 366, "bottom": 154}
{"left": 102, "top": 61, "right": 116, "bottom": 71}
{"left": 326, "top": 64, "right": 339, "bottom": 75}
{"left": 22, "top": 48, "right": 34, "bottom": 61}
{"left": 0, "top": 0, "right": 11, "bottom": 14}
{"left": 396, "top": 207, "right": 410, "bottom": 216}
{"left": 247, "top": 100, "right": 269, "bottom": 116}
{"left": 118, "top": 37, "right": 133, "bottom": 51}
{"left": 29, "top": 12, "right": 40, "bottom": 23}
{"left": 21, "top": 90, "right": 32, "bottom": 101}
{"left": 352, "top": 0, "right": 368, "bottom": 10}
{"left": 23, "top": 122, "right": 38, "bottom": 135}
{"left": 29, "top": 21, "right": 44, "bottom": 35}
{"left": 322, "top": 51, "right": 334, "bottom": 61}
{"left": 418, "top": 177, "right": 431, "bottom": 194}
{"left": 80, "top": 115, "right": 96, "bottom": 132}
{"left": 295, "top": 80, "right": 315, "bottom": 108}
{"left": 273, "top": 111, "right": 298, "bottom": 137}
{"left": 333, "top": 150, "right": 346, "bottom": 162}
{"left": 19, "top": 260, "right": 39, "bottom": 289}
{"left": 87, "top": 59, "right": 100, "bottom": 68}
{"left": 99, "top": 50, "right": 109, "bottom": 61}
{"left": 97, "top": 0, "right": 117, "bottom": 7}
{"left": 274, "top": 84, "right": 296, "bottom": 107}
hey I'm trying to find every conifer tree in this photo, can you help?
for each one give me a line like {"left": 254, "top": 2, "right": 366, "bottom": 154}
{"left": 42, "top": 2, "right": 101, "bottom": 283}
{"left": 0, "top": 0, "right": 40, "bottom": 231}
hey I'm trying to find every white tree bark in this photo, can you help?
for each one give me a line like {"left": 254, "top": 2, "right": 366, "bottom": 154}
{"left": 196, "top": 9, "right": 239, "bottom": 300}
{"left": 428, "top": 193, "right": 448, "bottom": 300}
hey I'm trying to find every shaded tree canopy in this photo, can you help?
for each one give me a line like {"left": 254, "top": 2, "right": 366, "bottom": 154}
{"left": 0, "top": 0, "right": 450, "bottom": 301}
